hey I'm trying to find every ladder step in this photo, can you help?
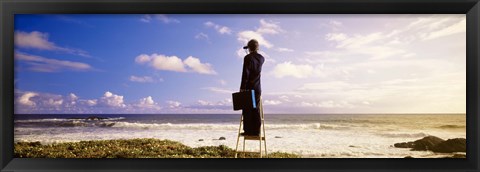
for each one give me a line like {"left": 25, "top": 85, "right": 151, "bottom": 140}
{"left": 241, "top": 136, "right": 265, "bottom": 140}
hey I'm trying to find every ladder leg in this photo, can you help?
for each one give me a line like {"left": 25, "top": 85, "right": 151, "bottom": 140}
{"left": 243, "top": 138, "right": 246, "bottom": 158}
{"left": 235, "top": 115, "right": 243, "bottom": 158}
{"left": 264, "top": 135, "right": 267, "bottom": 157}
{"left": 263, "top": 120, "right": 267, "bottom": 157}
{"left": 260, "top": 97, "right": 267, "bottom": 157}
{"left": 259, "top": 137, "right": 262, "bottom": 158}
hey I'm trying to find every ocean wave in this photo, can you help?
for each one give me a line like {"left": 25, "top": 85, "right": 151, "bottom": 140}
{"left": 377, "top": 132, "right": 428, "bottom": 138}
{"left": 110, "top": 122, "right": 349, "bottom": 130}
{"left": 53, "top": 121, "right": 115, "bottom": 127}
{"left": 437, "top": 125, "right": 465, "bottom": 129}
{"left": 15, "top": 117, "right": 126, "bottom": 123}
{"left": 15, "top": 118, "right": 71, "bottom": 123}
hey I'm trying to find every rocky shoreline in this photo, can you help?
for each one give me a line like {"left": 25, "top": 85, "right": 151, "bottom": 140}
{"left": 393, "top": 136, "right": 466, "bottom": 158}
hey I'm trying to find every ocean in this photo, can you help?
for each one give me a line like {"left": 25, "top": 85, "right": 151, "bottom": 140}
{"left": 14, "top": 113, "right": 466, "bottom": 158}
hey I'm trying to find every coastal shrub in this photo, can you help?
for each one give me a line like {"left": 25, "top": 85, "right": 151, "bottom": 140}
{"left": 14, "top": 138, "right": 300, "bottom": 158}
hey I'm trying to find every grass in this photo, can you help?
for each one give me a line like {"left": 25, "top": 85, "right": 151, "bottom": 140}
{"left": 14, "top": 138, "right": 300, "bottom": 158}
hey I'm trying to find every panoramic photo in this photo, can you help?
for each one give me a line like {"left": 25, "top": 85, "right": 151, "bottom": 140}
{"left": 14, "top": 14, "right": 466, "bottom": 158}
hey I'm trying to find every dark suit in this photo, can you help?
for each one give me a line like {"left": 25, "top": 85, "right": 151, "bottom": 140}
{"left": 240, "top": 52, "right": 265, "bottom": 135}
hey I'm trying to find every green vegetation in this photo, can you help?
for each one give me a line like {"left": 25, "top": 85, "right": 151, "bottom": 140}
{"left": 14, "top": 138, "right": 300, "bottom": 158}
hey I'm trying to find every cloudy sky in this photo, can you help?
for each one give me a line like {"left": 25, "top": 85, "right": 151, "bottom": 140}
{"left": 14, "top": 14, "right": 466, "bottom": 114}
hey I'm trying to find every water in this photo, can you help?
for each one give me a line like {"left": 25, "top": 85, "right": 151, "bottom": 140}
{"left": 14, "top": 113, "right": 466, "bottom": 158}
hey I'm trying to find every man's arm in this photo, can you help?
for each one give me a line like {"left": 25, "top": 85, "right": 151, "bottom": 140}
{"left": 240, "top": 56, "right": 250, "bottom": 91}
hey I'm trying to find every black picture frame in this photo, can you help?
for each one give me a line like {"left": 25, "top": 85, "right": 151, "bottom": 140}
{"left": 1, "top": 0, "right": 479, "bottom": 171}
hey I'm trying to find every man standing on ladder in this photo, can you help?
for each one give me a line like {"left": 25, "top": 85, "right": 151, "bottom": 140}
{"left": 239, "top": 39, "right": 265, "bottom": 136}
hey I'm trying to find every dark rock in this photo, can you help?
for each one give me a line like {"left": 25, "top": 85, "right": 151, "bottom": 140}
{"left": 219, "top": 137, "right": 226, "bottom": 140}
{"left": 349, "top": 145, "right": 359, "bottom": 148}
{"left": 404, "top": 156, "right": 414, "bottom": 158}
{"left": 275, "top": 136, "right": 282, "bottom": 138}
{"left": 431, "top": 138, "right": 466, "bottom": 153}
{"left": 394, "top": 142, "right": 415, "bottom": 148}
{"left": 411, "top": 136, "right": 445, "bottom": 151}
{"left": 198, "top": 139, "right": 204, "bottom": 141}
{"left": 451, "top": 154, "right": 466, "bottom": 158}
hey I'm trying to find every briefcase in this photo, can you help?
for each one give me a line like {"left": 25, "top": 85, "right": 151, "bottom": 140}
{"left": 232, "top": 90, "right": 256, "bottom": 111}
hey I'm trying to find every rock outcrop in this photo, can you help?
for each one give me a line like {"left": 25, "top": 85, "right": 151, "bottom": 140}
{"left": 394, "top": 136, "right": 466, "bottom": 153}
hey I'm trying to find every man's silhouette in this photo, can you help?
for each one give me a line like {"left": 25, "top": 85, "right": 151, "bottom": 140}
{"left": 240, "top": 39, "right": 265, "bottom": 136}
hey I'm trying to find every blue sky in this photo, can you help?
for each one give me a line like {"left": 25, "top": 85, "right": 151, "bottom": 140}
{"left": 14, "top": 14, "right": 466, "bottom": 114}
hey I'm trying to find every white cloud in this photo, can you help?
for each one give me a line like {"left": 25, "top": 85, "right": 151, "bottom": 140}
{"left": 237, "top": 19, "right": 284, "bottom": 49}
{"left": 129, "top": 75, "right": 155, "bottom": 83}
{"left": 188, "top": 98, "right": 232, "bottom": 110}
{"left": 320, "top": 17, "right": 462, "bottom": 62}
{"left": 276, "top": 47, "right": 294, "bottom": 52}
{"left": 197, "top": 99, "right": 231, "bottom": 106}
{"left": 100, "top": 91, "right": 126, "bottom": 108}
{"left": 299, "top": 100, "right": 353, "bottom": 109}
{"left": 238, "top": 31, "right": 273, "bottom": 48}
{"left": 195, "top": 32, "right": 209, "bottom": 41}
{"left": 15, "top": 31, "right": 56, "bottom": 50}
{"left": 141, "top": 14, "right": 179, "bottom": 24}
{"left": 257, "top": 19, "right": 284, "bottom": 34}
{"left": 135, "top": 54, "right": 152, "bottom": 64}
{"left": 320, "top": 20, "right": 344, "bottom": 32}
{"left": 86, "top": 99, "right": 98, "bottom": 106}
{"left": 69, "top": 93, "right": 78, "bottom": 101}
{"left": 202, "top": 87, "right": 235, "bottom": 94}
{"left": 15, "top": 91, "right": 70, "bottom": 113}
{"left": 278, "top": 95, "right": 291, "bottom": 102}
{"left": 205, "top": 21, "right": 232, "bottom": 34}
{"left": 136, "top": 96, "right": 161, "bottom": 110}
{"left": 166, "top": 101, "right": 181, "bottom": 108}
{"left": 18, "top": 92, "right": 38, "bottom": 106}
{"left": 184, "top": 56, "right": 217, "bottom": 75}
{"left": 421, "top": 18, "right": 466, "bottom": 40}
{"left": 156, "top": 15, "right": 180, "bottom": 24}
{"left": 272, "top": 61, "right": 314, "bottom": 78}
{"left": 325, "top": 33, "right": 348, "bottom": 41}
{"left": 15, "top": 52, "right": 92, "bottom": 72}
{"left": 336, "top": 32, "right": 383, "bottom": 48}
{"left": 14, "top": 91, "right": 158, "bottom": 113}
{"left": 135, "top": 53, "right": 216, "bottom": 75}
{"left": 140, "top": 15, "right": 152, "bottom": 23}
{"left": 67, "top": 93, "right": 78, "bottom": 105}
{"left": 321, "top": 31, "right": 412, "bottom": 60}
{"left": 386, "top": 15, "right": 465, "bottom": 43}
{"left": 151, "top": 55, "right": 186, "bottom": 72}
{"left": 264, "top": 100, "right": 282, "bottom": 105}
{"left": 197, "top": 100, "right": 213, "bottom": 106}
{"left": 47, "top": 98, "right": 63, "bottom": 106}
{"left": 15, "top": 31, "right": 90, "bottom": 57}
{"left": 135, "top": 53, "right": 186, "bottom": 72}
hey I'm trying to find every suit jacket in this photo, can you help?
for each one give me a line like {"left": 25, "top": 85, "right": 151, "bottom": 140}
{"left": 240, "top": 52, "right": 265, "bottom": 95}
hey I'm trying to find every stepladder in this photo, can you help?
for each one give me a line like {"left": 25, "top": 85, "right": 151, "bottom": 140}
{"left": 234, "top": 97, "right": 267, "bottom": 158}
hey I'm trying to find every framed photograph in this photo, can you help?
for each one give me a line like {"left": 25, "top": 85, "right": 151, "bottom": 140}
{"left": 1, "top": 0, "right": 479, "bottom": 171}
